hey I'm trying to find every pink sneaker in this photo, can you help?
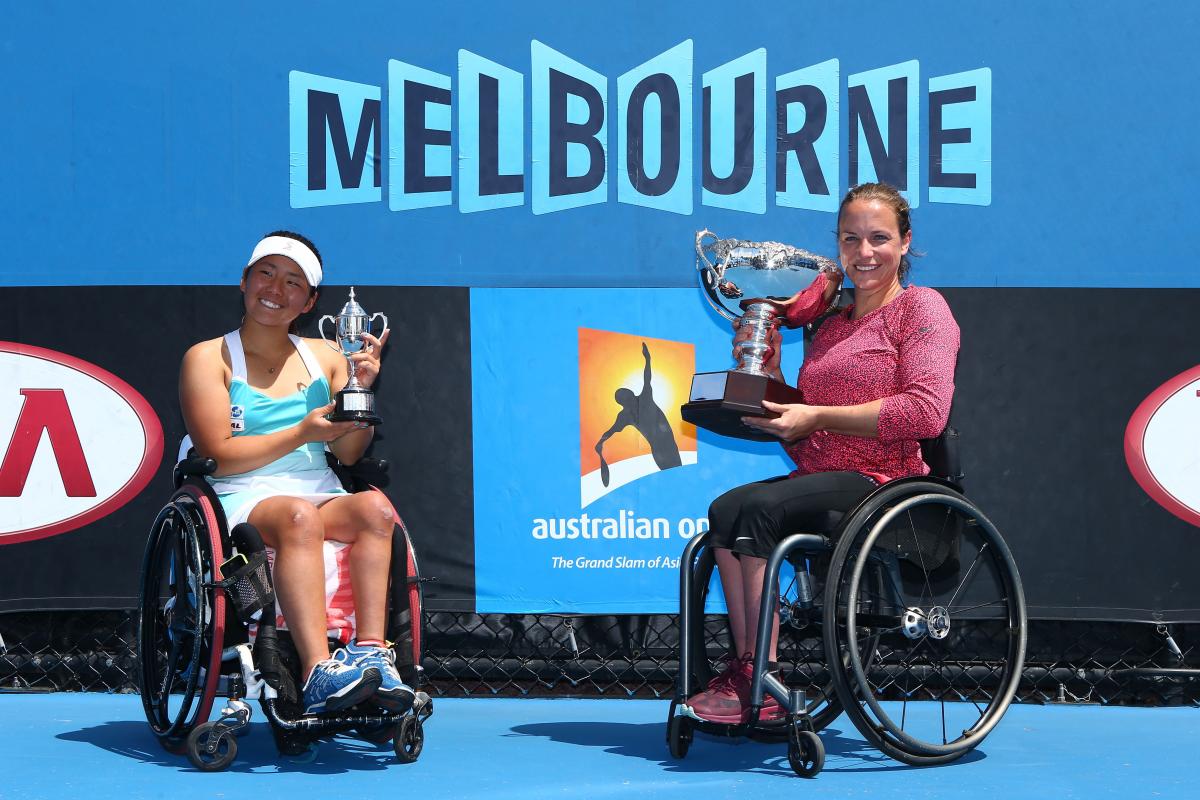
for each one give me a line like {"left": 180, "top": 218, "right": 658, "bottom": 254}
{"left": 684, "top": 654, "right": 753, "bottom": 724}
{"left": 757, "top": 693, "right": 786, "bottom": 722}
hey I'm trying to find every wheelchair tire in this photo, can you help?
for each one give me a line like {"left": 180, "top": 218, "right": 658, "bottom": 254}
{"left": 666, "top": 707, "right": 693, "bottom": 759}
{"left": 823, "top": 481, "right": 1026, "bottom": 765}
{"left": 138, "top": 483, "right": 227, "bottom": 749}
{"left": 379, "top": 491, "right": 425, "bottom": 686}
{"left": 393, "top": 714, "right": 424, "bottom": 763}
{"left": 689, "top": 544, "right": 843, "bottom": 732}
{"left": 786, "top": 728, "right": 824, "bottom": 778}
{"left": 186, "top": 721, "right": 238, "bottom": 772}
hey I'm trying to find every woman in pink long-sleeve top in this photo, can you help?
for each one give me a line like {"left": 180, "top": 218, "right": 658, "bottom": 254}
{"left": 684, "top": 182, "right": 961, "bottom": 725}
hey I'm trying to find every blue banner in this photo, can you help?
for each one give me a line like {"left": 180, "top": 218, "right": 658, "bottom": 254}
{"left": 470, "top": 288, "right": 801, "bottom": 613}
{"left": 4, "top": 1, "right": 1197, "bottom": 288}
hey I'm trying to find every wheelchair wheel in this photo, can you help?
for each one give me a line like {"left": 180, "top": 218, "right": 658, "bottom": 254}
{"left": 393, "top": 714, "right": 424, "bottom": 763}
{"left": 138, "top": 483, "right": 227, "bottom": 751}
{"left": 380, "top": 492, "right": 425, "bottom": 687}
{"left": 786, "top": 727, "right": 824, "bottom": 777}
{"left": 689, "top": 544, "right": 842, "bottom": 731}
{"left": 666, "top": 704, "right": 693, "bottom": 758}
{"left": 186, "top": 721, "right": 238, "bottom": 772}
{"left": 823, "top": 481, "right": 1026, "bottom": 765}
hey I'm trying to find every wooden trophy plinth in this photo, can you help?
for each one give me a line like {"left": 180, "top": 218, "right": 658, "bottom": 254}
{"left": 680, "top": 370, "right": 802, "bottom": 441}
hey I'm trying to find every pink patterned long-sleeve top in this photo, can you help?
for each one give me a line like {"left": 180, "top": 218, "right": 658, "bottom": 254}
{"left": 785, "top": 286, "right": 960, "bottom": 483}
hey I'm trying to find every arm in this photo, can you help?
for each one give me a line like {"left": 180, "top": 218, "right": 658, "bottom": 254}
{"left": 641, "top": 342, "right": 653, "bottom": 397}
{"left": 179, "top": 340, "right": 355, "bottom": 477}
{"left": 875, "top": 293, "right": 959, "bottom": 442}
{"left": 743, "top": 399, "right": 881, "bottom": 441}
{"left": 595, "top": 411, "right": 633, "bottom": 453}
{"left": 743, "top": 291, "right": 959, "bottom": 442}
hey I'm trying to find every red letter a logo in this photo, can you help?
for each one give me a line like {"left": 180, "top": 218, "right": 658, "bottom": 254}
{"left": 0, "top": 389, "right": 97, "bottom": 497}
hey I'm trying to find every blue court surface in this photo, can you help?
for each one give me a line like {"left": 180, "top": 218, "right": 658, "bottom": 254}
{"left": 0, "top": 694, "right": 1195, "bottom": 799}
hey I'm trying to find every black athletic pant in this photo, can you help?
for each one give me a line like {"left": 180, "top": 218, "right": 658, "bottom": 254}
{"left": 706, "top": 472, "right": 878, "bottom": 559}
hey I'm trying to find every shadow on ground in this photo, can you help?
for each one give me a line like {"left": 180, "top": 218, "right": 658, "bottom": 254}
{"left": 508, "top": 718, "right": 985, "bottom": 775}
{"left": 56, "top": 720, "right": 405, "bottom": 774}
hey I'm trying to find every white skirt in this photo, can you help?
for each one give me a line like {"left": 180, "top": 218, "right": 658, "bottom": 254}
{"left": 208, "top": 469, "right": 347, "bottom": 529}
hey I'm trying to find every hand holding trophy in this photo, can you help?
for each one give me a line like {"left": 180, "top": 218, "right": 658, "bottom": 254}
{"left": 318, "top": 287, "right": 388, "bottom": 426}
{"left": 680, "top": 230, "right": 842, "bottom": 441}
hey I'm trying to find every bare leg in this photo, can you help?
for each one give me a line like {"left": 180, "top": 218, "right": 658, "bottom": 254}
{"left": 248, "top": 497, "right": 330, "bottom": 678}
{"left": 739, "top": 555, "right": 779, "bottom": 663}
{"left": 319, "top": 491, "right": 395, "bottom": 644}
{"left": 713, "top": 547, "right": 748, "bottom": 657}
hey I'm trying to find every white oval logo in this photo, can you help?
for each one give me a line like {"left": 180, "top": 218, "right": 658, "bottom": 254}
{"left": 1125, "top": 364, "right": 1200, "bottom": 529}
{"left": 0, "top": 342, "right": 164, "bottom": 544}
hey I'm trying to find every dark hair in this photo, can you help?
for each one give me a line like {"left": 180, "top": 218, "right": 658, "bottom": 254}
{"left": 241, "top": 230, "right": 321, "bottom": 334}
{"left": 837, "top": 182, "right": 919, "bottom": 281}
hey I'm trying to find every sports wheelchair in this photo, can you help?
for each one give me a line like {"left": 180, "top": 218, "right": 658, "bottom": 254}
{"left": 668, "top": 424, "right": 1027, "bottom": 777}
{"left": 137, "top": 452, "right": 433, "bottom": 771}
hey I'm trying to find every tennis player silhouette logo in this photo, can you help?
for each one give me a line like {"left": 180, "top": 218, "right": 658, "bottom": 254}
{"left": 578, "top": 329, "right": 697, "bottom": 507}
{"left": 595, "top": 342, "right": 682, "bottom": 486}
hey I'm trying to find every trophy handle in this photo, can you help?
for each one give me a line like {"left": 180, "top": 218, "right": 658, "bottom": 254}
{"left": 368, "top": 311, "right": 389, "bottom": 337}
{"left": 317, "top": 315, "right": 341, "bottom": 353}
{"left": 695, "top": 229, "right": 740, "bottom": 324}
{"left": 694, "top": 229, "right": 720, "bottom": 271}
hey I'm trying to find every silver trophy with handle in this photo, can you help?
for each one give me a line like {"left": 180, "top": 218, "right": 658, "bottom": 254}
{"left": 318, "top": 287, "right": 388, "bottom": 426}
{"left": 681, "top": 229, "right": 842, "bottom": 441}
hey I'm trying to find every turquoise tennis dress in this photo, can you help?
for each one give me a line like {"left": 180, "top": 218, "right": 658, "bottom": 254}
{"left": 206, "top": 330, "right": 347, "bottom": 528}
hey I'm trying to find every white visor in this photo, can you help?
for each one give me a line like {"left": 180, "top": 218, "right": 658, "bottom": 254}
{"left": 246, "top": 235, "right": 322, "bottom": 288}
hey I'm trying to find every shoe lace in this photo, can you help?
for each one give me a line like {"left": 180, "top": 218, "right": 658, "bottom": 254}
{"left": 706, "top": 653, "right": 750, "bottom": 692}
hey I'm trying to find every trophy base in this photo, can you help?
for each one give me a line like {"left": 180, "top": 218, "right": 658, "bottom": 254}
{"left": 681, "top": 370, "right": 803, "bottom": 442}
{"left": 327, "top": 388, "right": 383, "bottom": 426}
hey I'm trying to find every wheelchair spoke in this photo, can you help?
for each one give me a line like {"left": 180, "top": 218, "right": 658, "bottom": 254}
{"left": 946, "top": 541, "right": 990, "bottom": 610}
{"left": 946, "top": 598, "right": 1009, "bottom": 617}
{"left": 903, "top": 508, "right": 937, "bottom": 607}
{"left": 158, "top": 635, "right": 183, "bottom": 704}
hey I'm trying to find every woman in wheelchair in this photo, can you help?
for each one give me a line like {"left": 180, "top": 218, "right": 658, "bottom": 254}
{"left": 683, "top": 182, "right": 960, "bottom": 725}
{"left": 178, "top": 230, "right": 414, "bottom": 716}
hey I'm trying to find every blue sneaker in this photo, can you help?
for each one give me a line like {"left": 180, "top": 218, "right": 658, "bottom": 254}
{"left": 301, "top": 658, "right": 382, "bottom": 715}
{"left": 334, "top": 642, "right": 415, "bottom": 713}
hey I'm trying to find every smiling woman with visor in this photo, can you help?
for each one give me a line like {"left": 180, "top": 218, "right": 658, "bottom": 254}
{"left": 178, "top": 231, "right": 413, "bottom": 716}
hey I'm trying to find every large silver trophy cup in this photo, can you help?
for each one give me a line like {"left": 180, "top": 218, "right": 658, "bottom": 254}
{"left": 680, "top": 230, "right": 842, "bottom": 441}
{"left": 319, "top": 287, "right": 388, "bottom": 426}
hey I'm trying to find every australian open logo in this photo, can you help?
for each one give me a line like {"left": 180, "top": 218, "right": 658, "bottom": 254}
{"left": 578, "top": 328, "right": 697, "bottom": 507}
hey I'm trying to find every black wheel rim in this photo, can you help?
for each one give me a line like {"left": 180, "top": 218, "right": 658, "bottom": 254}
{"left": 830, "top": 486, "right": 1026, "bottom": 760}
{"left": 138, "top": 491, "right": 216, "bottom": 740}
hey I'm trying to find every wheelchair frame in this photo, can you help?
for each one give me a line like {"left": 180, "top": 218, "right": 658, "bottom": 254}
{"left": 669, "top": 442, "right": 1027, "bottom": 776}
{"left": 137, "top": 455, "right": 433, "bottom": 771}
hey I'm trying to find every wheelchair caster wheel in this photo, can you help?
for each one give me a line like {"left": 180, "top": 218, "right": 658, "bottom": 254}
{"left": 667, "top": 712, "right": 693, "bottom": 759}
{"left": 186, "top": 722, "right": 238, "bottom": 772}
{"left": 787, "top": 729, "right": 824, "bottom": 778}
{"left": 393, "top": 715, "right": 424, "bottom": 763}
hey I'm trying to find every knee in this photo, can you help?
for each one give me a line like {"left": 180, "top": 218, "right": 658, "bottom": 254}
{"left": 267, "top": 499, "right": 323, "bottom": 548}
{"left": 353, "top": 493, "right": 395, "bottom": 539}
{"left": 709, "top": 490, "right": 742, "bottom": 524}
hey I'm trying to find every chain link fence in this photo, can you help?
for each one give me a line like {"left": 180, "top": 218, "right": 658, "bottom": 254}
{"left": 2, "top": 610, "right": 1197, "bottom": 706}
